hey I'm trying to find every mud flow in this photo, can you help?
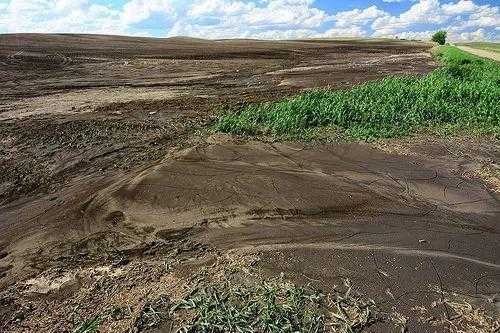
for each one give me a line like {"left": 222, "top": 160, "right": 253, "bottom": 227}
{"left": 0, "top": 34, "right": 498, "bottom": 332}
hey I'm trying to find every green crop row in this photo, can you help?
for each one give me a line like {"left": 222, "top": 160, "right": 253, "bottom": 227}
{"left": 215, "top": 46, "right": 500, "bottom": 140}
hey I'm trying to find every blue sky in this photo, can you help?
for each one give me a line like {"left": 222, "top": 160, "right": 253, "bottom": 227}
{"left": 0, "top": 0, "right": 498, "bottom": 41}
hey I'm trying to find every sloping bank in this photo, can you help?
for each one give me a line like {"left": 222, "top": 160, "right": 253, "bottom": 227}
{"left": 216, "top": 46, "right": 500, "bottom": 140}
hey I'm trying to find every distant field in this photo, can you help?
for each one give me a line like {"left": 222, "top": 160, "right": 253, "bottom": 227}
{"left": 457, "top": 42, "right": 500, "bottom": 53}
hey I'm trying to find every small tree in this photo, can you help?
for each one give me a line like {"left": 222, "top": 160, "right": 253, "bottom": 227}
{"left": 432, "top": 30, "right": 447, "bottom": 45}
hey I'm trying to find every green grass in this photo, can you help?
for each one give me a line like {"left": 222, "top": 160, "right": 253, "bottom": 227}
{"left": 215, "top": 46, "right": 500, "bottom": 140}
{"left": 72, "top": 316, "right": 103, "bottom": 333}
{"left": 171, "top": 278, "right": 377, "bottom": 332}
{"left": 457, "top": 42, "right": 500, "bottom": 53}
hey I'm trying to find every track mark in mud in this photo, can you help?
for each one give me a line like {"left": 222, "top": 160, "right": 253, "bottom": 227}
{"left": 104, "top": 211, "right": 126, "bottom": 225}
{"left": 242, "top": 242, "right": 500, "bottom": 270}
{"left": 0, "top": 265, "right": 13, "bottom": 279}
{"left": 156, "top": 227, "right": 194, "bottom": 241}
{"left": 245, "top": 205, "right": 365, "bottom": 221}
{"left": 0, "top": 243, "right": 9, "bottom": 261}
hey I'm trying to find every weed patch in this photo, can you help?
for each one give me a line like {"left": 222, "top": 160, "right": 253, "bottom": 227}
{"left": 135, "top": 296, "right": 172, "bottom": 331}
{"left": 171, "top": 277, "right": 378, "bottom": 332}
{"left": 73, "top": 315, "right": 103, "bottom": 333}
{"left": 215, "top": 46, "right": 500, "bottom": 140}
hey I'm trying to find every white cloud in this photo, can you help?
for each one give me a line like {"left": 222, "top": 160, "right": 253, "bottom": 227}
{"left": 392, "top": 30, "right": 435, "bottom": 40}
{"left": 0, "top": 0, "right": 124, "bottom": 34}
{"left": 334, "top": 6, "right": 387, "bottom": 28}
{"left": 442, "top": 0, "right": 477, "bottom": 15}
{"left": 371, "top": 0, "right": 499, "bottom": 39}
{"left": 399, "top": 0, "right": 447, "bottom": 24}
{"left": 242, "top": 0, "right": 330, "bottom": 28}
{"left": 372, "top": 0, "right": 449, "bottom": 36}
{"left": 455, "top": 27, "right": 487, "bottom": 40}
{"left": 54, "top": 0, "right": 88, "bottom": 12}
{"left": 0, "top": 0, "right": 497, "bottom": 42}
{"left": 463, "top": 4, "right": 500, "bottom": 29}
{"left": 188, "top": 0, "right": 254, "bottom": 17}
{"left": 387, "top": 28, "right": 491, "bottom": 41}
{"left": 321, "top": 26, "right": 367, "bottom": 38}
{"left": 121, "top": 0, "right": 175, "bottom": 25}
{"left": 167, "top": 0, "right": 332, "bottom": 39}
{"left": 252, "top": 28, "right": 316, "bottom": 40}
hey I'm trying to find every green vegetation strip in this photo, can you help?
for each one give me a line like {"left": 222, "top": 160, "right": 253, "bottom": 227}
{"left": 172, "top": 277, "right": 377, "bottom": 332}
{"left": 216, "top": 46, "right": 500, "bottom": 140}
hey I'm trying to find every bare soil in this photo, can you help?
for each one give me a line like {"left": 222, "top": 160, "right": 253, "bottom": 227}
{"left": 1, "top": 34, "right": 498, "bottom": 333}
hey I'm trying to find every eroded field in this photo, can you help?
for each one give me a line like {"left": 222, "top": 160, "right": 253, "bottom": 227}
{"left": 1, "top": 34, "right": 499, "bottom": 332}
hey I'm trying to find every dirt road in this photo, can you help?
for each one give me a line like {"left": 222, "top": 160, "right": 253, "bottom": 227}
{"left": 457, "top": 45, "right": 500, "bottom": 61}
{"left": 1, "top": 34, "right": 498, "bottom": 333}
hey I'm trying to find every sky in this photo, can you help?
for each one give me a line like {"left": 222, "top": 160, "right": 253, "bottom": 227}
{"left": 0, "top": 0, "right": 498, "bottom": 41}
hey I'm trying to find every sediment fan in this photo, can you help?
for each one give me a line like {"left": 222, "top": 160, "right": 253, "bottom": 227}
{"left": 1, "top": 51, "right": 72, "bottom": 69}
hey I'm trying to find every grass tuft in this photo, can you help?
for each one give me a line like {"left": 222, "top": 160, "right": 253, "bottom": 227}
{"left": 72, "top": 316, "right": 102, "bottom": 333}
{"left": 171, "top": 277, "right": 377, "bottom": 332}
{"left": 134, "top": 296, "right": 171, "bottom": 331}
{"left": 215, "top": 46, "right": 500, "bottom": 140}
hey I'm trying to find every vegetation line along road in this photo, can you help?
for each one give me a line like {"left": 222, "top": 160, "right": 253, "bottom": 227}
{"left": 456, "top": 45, "right": 500, "bottom": 62}
{"left": 215, "top": 46, "right": 500, "bottom": 140}
{"left": 456, "top": 42, "right": 500, "bottom": 54}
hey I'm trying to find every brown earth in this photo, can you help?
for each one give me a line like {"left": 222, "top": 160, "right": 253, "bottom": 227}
{"left": 1, "top": 34, "right": 499, "bottom": 332}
